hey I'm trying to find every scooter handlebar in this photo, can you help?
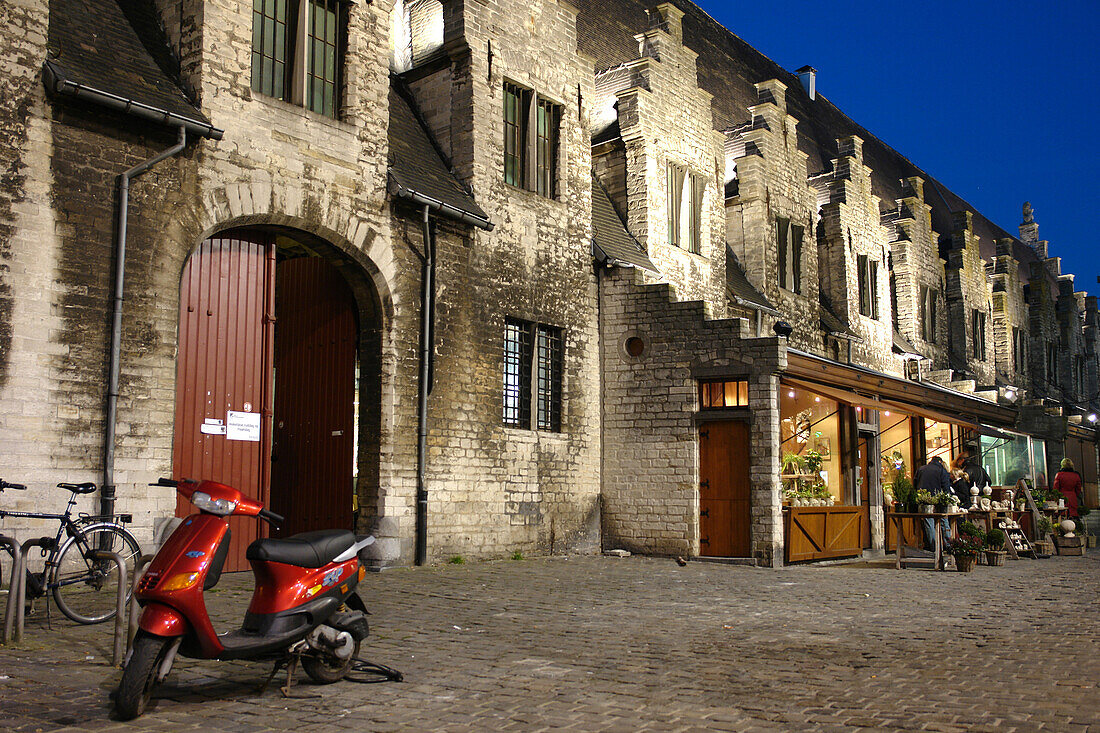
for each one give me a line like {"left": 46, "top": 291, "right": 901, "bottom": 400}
{"left": 258, "top": 508, "right": 284, "bottom": 527}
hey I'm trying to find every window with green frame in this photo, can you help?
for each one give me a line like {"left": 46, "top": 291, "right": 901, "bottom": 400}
{"left": 502, "top": 81, "right": 561, "bottom": 198}
{"left": 251, "top": 0, "right": 346, "bottom": 118}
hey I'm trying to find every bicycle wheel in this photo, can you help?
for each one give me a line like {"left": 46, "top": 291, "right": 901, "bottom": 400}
{"left": 52, "top": 523, "right": 141, "bottom": 624}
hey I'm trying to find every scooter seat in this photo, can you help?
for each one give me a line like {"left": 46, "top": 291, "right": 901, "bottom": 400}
{"left": 246, "top": 530, "right": 355, "bottom": 568}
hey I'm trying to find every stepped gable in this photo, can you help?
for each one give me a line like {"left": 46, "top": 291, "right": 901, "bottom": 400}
{"left": 45, "top": 0, "right": 209, "bottom": 127}
{"left": 574, "top": 0, "right": 1044, "bottom": 282}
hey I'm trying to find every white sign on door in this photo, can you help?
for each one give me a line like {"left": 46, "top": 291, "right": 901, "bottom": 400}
{"left": 226, "top": 410, "right": 261, "bottom": 442}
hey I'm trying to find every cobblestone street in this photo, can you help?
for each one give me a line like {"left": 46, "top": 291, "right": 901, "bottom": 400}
{"left": 1, "top": 553, "right": 1098, "bottom": 732}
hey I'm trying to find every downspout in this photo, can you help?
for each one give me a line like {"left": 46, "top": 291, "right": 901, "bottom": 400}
{"left": 415, "top": 205, "right": 435, "bottom": 565}
{"left": 102, "top": 126, "right": 188, "bottom": 518}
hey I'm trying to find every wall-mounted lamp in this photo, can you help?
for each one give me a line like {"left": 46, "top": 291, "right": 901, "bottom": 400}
{"left": 1004, "top": 386, "right": 1018, "bottom": 403}
{"left": 773, "top": 321, "right": 793, "bottom": 338}
{"left": 1088, "top": 413, "right": 1097, "bottom": 424}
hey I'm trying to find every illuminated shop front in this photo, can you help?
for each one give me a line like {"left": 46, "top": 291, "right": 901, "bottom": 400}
{"left": 979, "top": 432, "right": 1049, "bottom": 490}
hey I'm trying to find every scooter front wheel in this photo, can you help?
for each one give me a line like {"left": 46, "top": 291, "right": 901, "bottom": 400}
{"left": 302, "top": 637, "right": 361, "bottom": 684}
{"left": 116, "top": 631, "right": 172, "bottom": 719}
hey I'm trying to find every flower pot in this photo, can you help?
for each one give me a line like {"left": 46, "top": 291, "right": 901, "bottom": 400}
{"left": 985, "top": 550, "right": 1007, "bottom": 566}
{"left": 1032, "top": 539, "right": 1054, "bottom": 555}
{"left": 1088, "top": 535, "right": 1097, "bottom": 549}
{"left": 955, "top": 555, "right": 976, "bottom": 572}
{"left": 920, "top": 505, "right": 935, "bottom": 514}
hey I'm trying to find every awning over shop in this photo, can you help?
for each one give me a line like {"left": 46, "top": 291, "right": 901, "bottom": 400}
{"left": 785, "top": 349, "right": 1017, "bottom": 428}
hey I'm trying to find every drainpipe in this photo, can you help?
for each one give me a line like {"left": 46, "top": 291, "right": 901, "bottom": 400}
{"left": 415, "top": 205, "right": 435, "bottom": 565}
{"left": 102, "top": 126, "right": 188, "bottom": 519}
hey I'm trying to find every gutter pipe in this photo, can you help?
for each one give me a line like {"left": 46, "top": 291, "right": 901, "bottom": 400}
{"left": 102, "top": 126, "right": 189, "bottom": 519}
{"left": 43, "top": 61, "right": 224, "bottom": 140}
{"left": 415, "top": 205, "right": 434, "bottom": 566}
{"left": 389, "top": 180, "right": 492, "bottom": 566}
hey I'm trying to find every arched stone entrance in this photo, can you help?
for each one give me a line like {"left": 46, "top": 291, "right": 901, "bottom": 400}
{"left": 172, "top": 226, "right": 383, "bottom": 570}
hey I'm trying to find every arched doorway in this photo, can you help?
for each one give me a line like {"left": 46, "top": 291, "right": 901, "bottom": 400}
{"left": 172, "top": 228, "right": 373, "bottom": 570}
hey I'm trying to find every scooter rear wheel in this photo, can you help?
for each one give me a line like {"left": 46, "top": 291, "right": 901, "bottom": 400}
{"left": 302, "top": 637, "right": 361, "bottom": 684}
{"left": 116, "top": 630, "right": 171, "bottom": 719}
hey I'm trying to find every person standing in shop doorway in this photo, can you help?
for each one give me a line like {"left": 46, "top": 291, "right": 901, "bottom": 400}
{"left": 914, "top": 455, "right": 953, "bottom": 550}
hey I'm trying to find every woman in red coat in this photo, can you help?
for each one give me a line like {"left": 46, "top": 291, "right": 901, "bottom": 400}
{"left": 1053, "top": 458, "right": 1084, "bottom": 518}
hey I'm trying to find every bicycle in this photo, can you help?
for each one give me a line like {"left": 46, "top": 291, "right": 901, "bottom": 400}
{"left": 0, "top": 479, "right": 141, "bottom": 624}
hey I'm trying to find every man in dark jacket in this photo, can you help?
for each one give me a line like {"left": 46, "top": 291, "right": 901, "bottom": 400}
{"left": 914, "top": 455, "right": 954, "bottom": 550}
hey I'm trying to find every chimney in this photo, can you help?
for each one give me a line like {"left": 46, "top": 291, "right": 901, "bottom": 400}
{"left": 796, "top": 65, "right": 816, "bottom": 100}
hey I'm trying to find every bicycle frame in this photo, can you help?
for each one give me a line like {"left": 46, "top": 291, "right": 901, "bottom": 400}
{"left": 0, "top": 494, "right": 130, "bottom": 594}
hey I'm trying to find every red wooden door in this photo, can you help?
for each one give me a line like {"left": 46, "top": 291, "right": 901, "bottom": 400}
{"left": 173, "top": 231, "right": 275, "bottom": 572}
{"left": 699, "top": 421, "right": 751, "bottom": 556}
{"left": 269, "top": 257, "right": 357, "bottom": 537}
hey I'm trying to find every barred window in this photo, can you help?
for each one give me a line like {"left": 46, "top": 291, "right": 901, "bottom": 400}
{"left": 535, "top": 326, "right": 562, "bottom": 431}
{"left": 251, "top": 0, "right": 346, "bottom": 118}
{"left": 503, "top": 318, "right": 532, "bottom": 427}
{"left": 503, "top": 318, "right": 563, "bottom": 431}
{"left": 502, "top": 82, "right": 560, "bottom": 199}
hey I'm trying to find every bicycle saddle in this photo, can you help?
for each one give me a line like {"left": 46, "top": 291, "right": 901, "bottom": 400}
{"left": 246, "top": 530, "right": 355, "bottom": 568}
{"left": 58, "top": 482, "right": 97, "bottom": 494}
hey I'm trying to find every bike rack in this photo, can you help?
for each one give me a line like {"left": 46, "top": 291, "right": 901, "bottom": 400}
{"left": 89, "top": 550, "right": 128, "bottom": 667}
{"left": 127, "top": 553, "right": 154, "bottom": 652}
{"left": 19, "top": 537, "right": 52, "bottom": 636}
{"left": 1, "top": 535, "right": 23, "bottom": 644}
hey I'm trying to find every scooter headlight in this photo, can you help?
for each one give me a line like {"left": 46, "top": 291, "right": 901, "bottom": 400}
{"left": 191, "top": 491, "right": 237, "bottom": 516}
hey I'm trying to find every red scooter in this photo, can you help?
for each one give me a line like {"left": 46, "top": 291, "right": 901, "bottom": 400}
{"left": 116, "top": 478, "right": 374, "bottom": 719}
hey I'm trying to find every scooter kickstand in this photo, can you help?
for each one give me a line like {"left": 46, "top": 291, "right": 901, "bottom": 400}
{"left": 258, "top": 658, "right": 287, "bottom": 697}
{"left": 278, "top": 652, "right": 320, "bottom": 699}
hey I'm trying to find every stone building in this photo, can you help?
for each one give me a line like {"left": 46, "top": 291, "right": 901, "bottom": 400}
{"left": 1, "top": 0, "right": 1095, "bottom": 569}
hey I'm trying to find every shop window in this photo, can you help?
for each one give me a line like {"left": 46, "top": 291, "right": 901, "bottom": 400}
{"left": 700, "top": 380, "right": 749, "bottom": 409}
{"left": 971, "top": 309, "right": 987, "bottom": 360}
{"left": 503, "top": 82, "right": 560, "bottom": 198}
{"left": 920, "top": 285, "right": 936, "bottom": 343}
{"left": 777, "top": 219, "right": 802, "bottom": 293}
{"left": 924, "top": 420, "right": 956, "bottom": 464}
{"left": 857, "top": 255, "right": 879, "bottom": 319}
{"left": 251, "top": 0, "right": 346, "bottom": 118}
{"left": 879, "top": 412, "right": 914, "bottom": 501}
{"left": 503, "top": 318, "right": 562, "bottom": 431}
{"left": 780, "top": 386, "right": 842, "bottom": 503}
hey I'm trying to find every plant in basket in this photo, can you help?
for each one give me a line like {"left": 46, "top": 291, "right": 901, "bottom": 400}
{"left": 984, "top": 528, "right": 1008, "bottom": 566}
{"left": 947, "top": 533, "right": 983, "bottom": 572}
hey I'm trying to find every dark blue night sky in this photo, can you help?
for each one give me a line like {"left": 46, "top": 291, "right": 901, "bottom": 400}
{"left": 695, "top": 0, "right": 1100, "bottom": 293}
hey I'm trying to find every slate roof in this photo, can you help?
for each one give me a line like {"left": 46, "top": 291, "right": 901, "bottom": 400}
{"left": 819, "top": 292, "right": 859, "bottom": 340}
{"left": 725, "top": 246, "right": 778, "bottom": 315}
{"left": 592, "top": 177, "right": 657, "bottom": 271}
{"left": 575, "top": 0, "right": 1049, "bottom": 286}
{"left": 44, "top": 0, "right": 218, "bottom": 137}
{"left": 388, "top": 85, "right": 491, "bottom": 229}
{"left": 892, "top": 327, "right": 922, "bottom": 358}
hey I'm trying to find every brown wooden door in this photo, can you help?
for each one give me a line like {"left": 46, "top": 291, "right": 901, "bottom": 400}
{"left": 269, "top": 257, "right": 357, "bottom": 538}
{"left": 699, "top": 420, "right": 751, "bottom": 556}
{"left": 173, "top": 231, "right": 275, "bottom": 572}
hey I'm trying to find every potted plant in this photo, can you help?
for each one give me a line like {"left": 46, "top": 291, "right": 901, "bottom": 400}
{"left": 916, "top": 489, "right": 936, "bottom": 513}
{"left": 984, "top": 528, "right": 1008, "bottom": 566}
{"left": 1033, "top": 516, "right": 1056, "bottom": 554}
{"left": 934, "top": 492, "right": 957, "bottom": 513}
{"left": 782, "top": 452, "right": 805, "bottom": 475}
{"left": 1080, "top": 508, "right": 1096, "bottom": 548}
{"left": 948, "top": 533, "right": 983, "bottom": 572}
{"left": 891, "top": 476, "right": 916, "bottom": 512}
